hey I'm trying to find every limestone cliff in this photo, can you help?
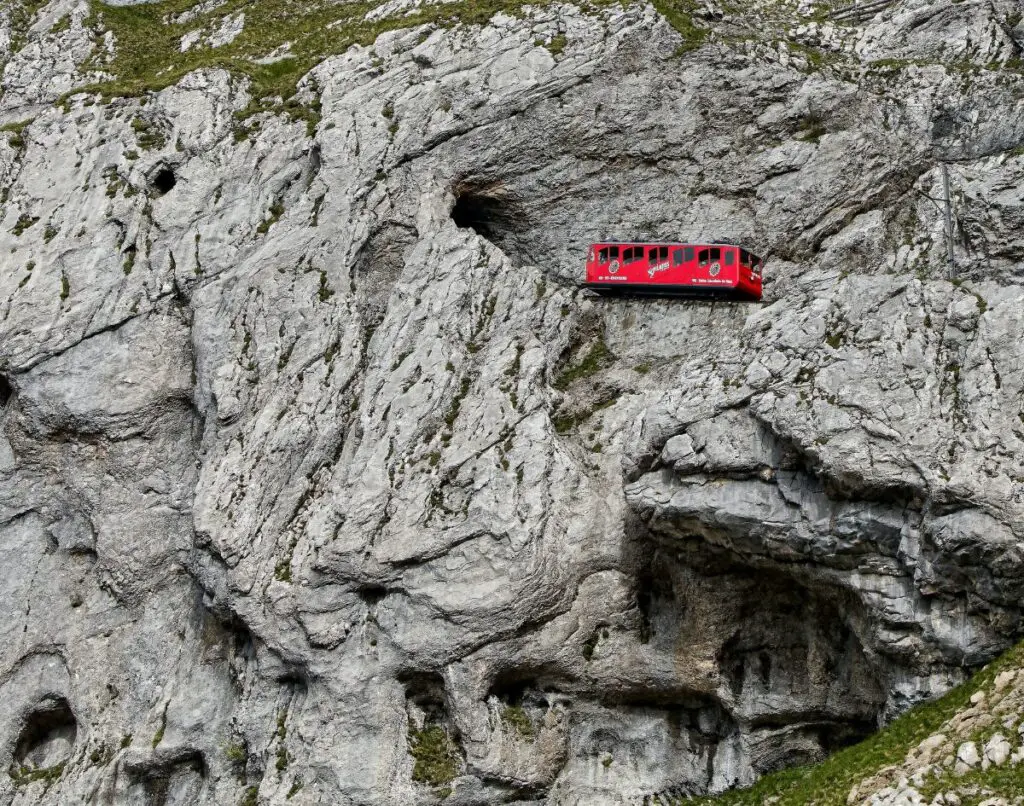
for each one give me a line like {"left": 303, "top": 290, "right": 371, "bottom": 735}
{"left": 1, "top": 0, "right": 1023, "bottom": 804}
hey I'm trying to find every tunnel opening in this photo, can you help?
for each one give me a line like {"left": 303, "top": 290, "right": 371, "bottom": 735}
{"left": 150, "top": 165, "right": 177, "bottom": 195}
{"left": 450, "top": 179, "right": 534, "bottom": 263}
{"left": 0, "top": 374, "right": 10, "bottom": 408}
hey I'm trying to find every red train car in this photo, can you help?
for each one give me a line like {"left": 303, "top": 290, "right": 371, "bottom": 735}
{"left": 584, "top": 242, "right": 764, "bottom": 301}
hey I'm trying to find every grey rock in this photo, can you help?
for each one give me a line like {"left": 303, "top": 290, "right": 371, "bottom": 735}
{"left": 1, "top": 0, "right": 1024, "bottom": 803}
{"left": 983, "top": 733, "right": 1011, "bottom": 767}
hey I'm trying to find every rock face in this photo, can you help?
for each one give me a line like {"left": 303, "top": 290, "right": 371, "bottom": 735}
{"left": 1, "top": 0, "right": 1024, "bottom": 803}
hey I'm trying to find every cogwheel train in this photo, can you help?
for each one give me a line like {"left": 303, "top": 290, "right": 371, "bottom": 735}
{"left": 585, "top": 242, "right": 764, "bottom": 301}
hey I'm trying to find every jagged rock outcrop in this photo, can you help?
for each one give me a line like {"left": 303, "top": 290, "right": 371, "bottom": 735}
{"left": 1, "top": 0, "right": 1024, "bottom": 803}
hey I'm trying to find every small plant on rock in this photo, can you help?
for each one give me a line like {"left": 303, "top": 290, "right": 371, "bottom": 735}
{"left": 408, "top": 723, "right": 459, "bottom": 789}
{"left": 501, "top": 705, "right": 535, "bottom": 741}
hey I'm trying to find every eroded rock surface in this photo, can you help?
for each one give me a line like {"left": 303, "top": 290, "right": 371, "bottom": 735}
{"left": 1, "top": 0, "right": 1024, "bottom": 803}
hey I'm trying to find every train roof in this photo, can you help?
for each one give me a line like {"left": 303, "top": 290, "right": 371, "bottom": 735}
{"left": 590, "top": 241, "right": 753, "bottom": 247}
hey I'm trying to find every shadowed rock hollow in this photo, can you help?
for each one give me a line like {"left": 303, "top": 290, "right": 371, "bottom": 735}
{"left": 1, "top": 0, "right": 1024, "bottom": 803}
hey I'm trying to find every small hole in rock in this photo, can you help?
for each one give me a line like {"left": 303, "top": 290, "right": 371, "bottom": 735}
{"left": 357, "top": 585, "right": 388, "bottom": 606}
{"left": 151, "top": 166, "right": 177, "bottom": 195}
{"left": 0, "top": 374, "right": 11, "bottom": 408}
{"left": 15, "top": 696, "right": 77, "bottom": 769}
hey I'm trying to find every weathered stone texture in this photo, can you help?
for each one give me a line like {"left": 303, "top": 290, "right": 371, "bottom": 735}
{"left": 1, "top": 0, "right": 1024, "bottom": 803}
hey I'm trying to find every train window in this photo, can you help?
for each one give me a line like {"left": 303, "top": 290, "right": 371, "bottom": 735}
{"left": 710, "top": 247, "right": 721, "bottom": 261}
{"left": 740, "top": 249, "right": 750, "bottom": 265}
{"left": 698, "top": 249, "right": 709, "bottom": 266}
{"left": 624, "top": 247, "right": 639, "bottom": 263}
{"left": 684, "top": 247, "right": 695, "bottom": 262}
{"left": 672, "top": 249, "right": 683, "bottom": 266}
{"left": 724, "top": 250, "right": 735, "bottom": 266}
{"left": 609, "top": 246, "right": 619, "bottom": 259}
{"left": 648, "top": 247, "right": 658, "bottom": 262}
{"left": 658, "top": 246, "right": 669, "bottom": 261}
{"left": 598, "top": 247, "right": 609, "bottom": 262}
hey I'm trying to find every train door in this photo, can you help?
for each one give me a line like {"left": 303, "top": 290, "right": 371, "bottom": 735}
{"left": 647, "top": 245, "right": 670, "bottom": 282}
{"left": 696, "top": 246, "right": 719, "bottom": 283}
{"left": 673, "top": 245, "right": 695, "bottom": 283}
{"left": 721, "top": 246, "right": 739, "bottom": 285}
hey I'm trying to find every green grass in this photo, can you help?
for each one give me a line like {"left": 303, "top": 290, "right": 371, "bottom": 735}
{"left": 74, "top": 0, "right": 722, "bottom": 120}
{"left": 671, "top": 640, "right": 1024, "bottom": 806}
{"left": 12, "top": 214, "right": 39, "bottom": 236}
{"left": 546, "top": 33, "right": 567, "bottom": 55}
{"left": 0, "top": 118, "right": 33, "bottom": 150}
{"left": 9, "top": 760, "right": 66, "bottom": 788}
{"left": 919, "top": 758, "right": 1024, "bottom": 802}
{"left": 408, "top": 724, "right": 460, "bottom": 788}
{"left": 501, "top": 705, "right": 535, "bottom": 740}
{"left": 553, "top": 338, "right": 613, "bottom": 389}
{"left": 2, "top": 0, "right": 49, "bottom": 53}
{"left": 81, "top": 0, "right": 563, "bottom": 112}
{"left": 650, "top": 0, "right": 707, "bottom": 55}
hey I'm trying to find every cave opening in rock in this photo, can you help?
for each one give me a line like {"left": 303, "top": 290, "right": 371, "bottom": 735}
{"left": 126, "top": 749, "right": 206, "bottom": 806}
{"left": 401, "top": 672, "right": 464, "bottom": 783}
{"left": 450, "top": 179, "right": 533, "bottom": 262}
{"left": 628, "top": 530, "right": 891, "bottom": 788}
{"left": 0, "top": 374, "right": 11, "bottom": 408}
{"left": 402, "top": 672, "right": 449, "bottom": 726}
{"left": 151, "top": 166, "right": 177, "bottom": 195}
{"left": 357, "top": 584, "right": 388, "bottom": 606}
{"left": 15, "top": 696, "right": 77, "bottom": 769}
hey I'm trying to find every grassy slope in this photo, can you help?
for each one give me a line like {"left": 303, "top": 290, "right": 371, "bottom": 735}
{"left": 673, "top": 641, "right": 1024, "bottom": 806}
{"left": 80, "top": 0, "right": 712, "bottom": 106}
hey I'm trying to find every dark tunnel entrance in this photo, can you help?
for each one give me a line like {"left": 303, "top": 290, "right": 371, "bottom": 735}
{"left": 450, "top": 179, "right": 535, "bottom": 265}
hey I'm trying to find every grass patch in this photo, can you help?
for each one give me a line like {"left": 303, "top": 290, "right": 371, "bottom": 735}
{"left": 9, "top": 761, "right": 66, "bottom": 788}
{"left": 12, "top": 214, "right": 39, "bottom": 236}
{"left": 553, "top": 393, "right": 619, "bottom": 433}
{"left": 546, "top": 33, "right": 567, "bottom": 55}
{"left": 409, "top": 724, "right": 460, "bottom": 788}
{"left": 0, "top": 118, "right": 33, "bottom": 150}
{"left": 77, "top": 0, "right": 726, "bottom": 114}
{"left": 443, "top": 376, "right": 472, "bottom": 429}
{"left": 677, "top": 640, "right": 1024, "bottom": 806}
{"left": 501, "top": 705, "right": 535, "bottom": 740}
{"left": 257, "top": 200, "right": 285, "bottom": 234}
{"left": 651, "top": 0, "right": 707, "bottom": 55}
{"left": 3, "top": 0, "right": 50, "bottom": 53}
{"left": 131, "top": 116, "right": 168, "bottom": 150}
{"left": 224, "top": 742, "right": 247, "bottom": 765}
{"left": 79, "top": 0, "right": 576, "bottom": 113}
{"left": 795, "top": 110, "right": 827, "bottom": 144}
{"left": 919, "top": 755, "right": 1024, "bottom": 800}
{"left": 553, "top": 338, "right": 613, "bottom": 390}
